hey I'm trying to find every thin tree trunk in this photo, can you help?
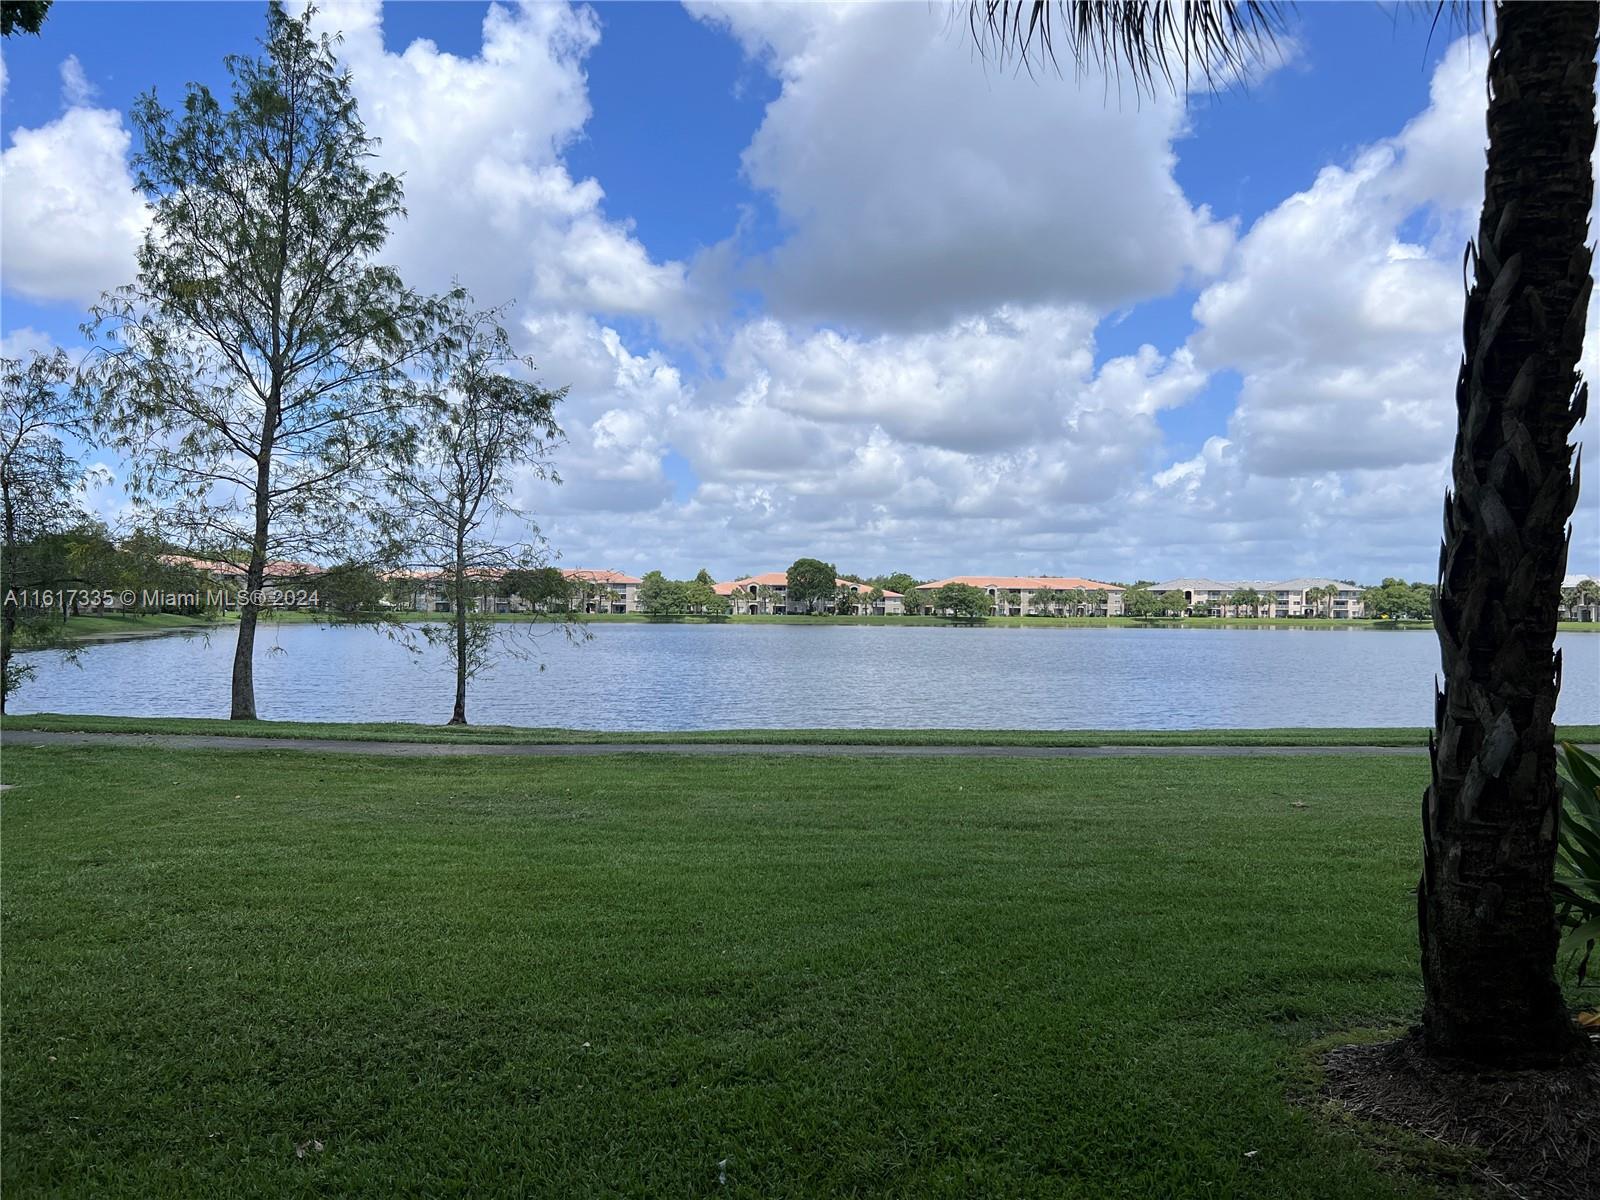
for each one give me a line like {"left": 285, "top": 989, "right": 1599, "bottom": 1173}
{"left": 0, "top": 609, "right": 12, "bottom": 715}
{"left": 449, "top": 547, "right": 468, "bottom": 726}
{"left": 231, "top": 595, "right": 259, "bottom": 720}
{"left": 231, "top": 436, "right": 276, "bottom": 720}
{"left": 1420, "top": 0, "right": 1594, "bottom": 1068}
{"left": 233, "top": 80, "right": 297, "bottom": 723}
{"left": 1, "top": 480, "right": 15, "bottom": 715}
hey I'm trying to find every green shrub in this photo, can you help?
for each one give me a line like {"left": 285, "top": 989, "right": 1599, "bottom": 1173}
{"left": 1556, "top": 741, "right": 1600, "bottom": 983}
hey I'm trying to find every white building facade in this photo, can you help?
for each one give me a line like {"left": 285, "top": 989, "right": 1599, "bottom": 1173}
{"left": 712, "top": 573, "right": 906, "bottom": 615}
{"left": 1150, "top": 578, "right": 1367, "bottom": 618}
{"left": 911, "top": 576, "right": 1126, "bottom": 617}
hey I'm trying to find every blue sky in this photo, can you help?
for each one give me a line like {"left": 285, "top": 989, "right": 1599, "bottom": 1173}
{"left": 5, "top": 2, "right": 1591, "bottom": 583}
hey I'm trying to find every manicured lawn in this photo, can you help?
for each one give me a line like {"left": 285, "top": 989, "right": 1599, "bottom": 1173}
{"left": 49, "top": 612, "right": 220, "bottom": 639}
{"left": 1, "top": 746, "right": 1496, "bottom": 1197}
{"left": 7, "top": 711, "right": 1600, "bottom": 748}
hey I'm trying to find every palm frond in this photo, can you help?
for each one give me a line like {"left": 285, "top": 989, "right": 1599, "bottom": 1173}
{"left": 969, "top": 1, "right": 1287, "bottom": 95}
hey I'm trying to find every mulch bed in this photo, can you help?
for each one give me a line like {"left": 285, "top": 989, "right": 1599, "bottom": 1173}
{"left": 1322, "top": 1030, "right": 1600, "bottom": 1199}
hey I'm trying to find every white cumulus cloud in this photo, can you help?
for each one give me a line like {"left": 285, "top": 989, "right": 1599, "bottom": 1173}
{"left": 694, "top": 0, "right": 1235, "bottom": 333}
{"left": 0, "top": 58, "right": 146, "bottom": 305}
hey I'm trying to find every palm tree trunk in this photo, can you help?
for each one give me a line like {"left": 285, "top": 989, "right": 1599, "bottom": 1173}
{"left": 1420, "top": 0, "right": 1594, "bottom": 1068}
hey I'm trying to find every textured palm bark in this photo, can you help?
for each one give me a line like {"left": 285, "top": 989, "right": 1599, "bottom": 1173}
{"left": 1421, "top": 1, "right": 1596, "bottom": 1067}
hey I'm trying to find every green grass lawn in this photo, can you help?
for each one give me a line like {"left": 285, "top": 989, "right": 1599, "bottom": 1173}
{"left": 7, "top": 711, "right": 1600, "bottom": 748}
{"left": 48, "top": 611, "right": 220, "bottom": 639}
{"left": 2, "top": 746, "right": 1510, "bottom": 1197}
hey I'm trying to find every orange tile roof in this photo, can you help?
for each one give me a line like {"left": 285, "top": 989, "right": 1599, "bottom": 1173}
{"left": 158, "top": 553, "right": 321, "bottom": 578}
{"left": 562, "top": 568, "right": 641, "bottom": 585}
{"left": 913, "top": 575, "right": 1122, "bottom": 592}
{"left": 713, "top": 573, "right": 900, "bottom": 598}
{"left": 712, "top": 572, "right": 787, "bottom": 593}
{"left": 379, "top": 568, "right": 490, "bottom": 583}
{"left": 385, "top": 566, "right": 639, "bottom": 586}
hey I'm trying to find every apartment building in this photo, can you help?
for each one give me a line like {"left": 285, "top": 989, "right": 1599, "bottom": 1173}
{"left": 563, "top": 568, "right": 642, "bottom": 614}
{"left": 1151, "top": 578, "right": 1366, "bottom": 618}
{"left": 381, "top": 567, "right": 642, "bottom": 614}
{"left": 1565, "top": 573, "right": 1600, "bottom": 622}
{"left": 911, "top": 576, "right": 1126, "bottom": 617}
{"left": 157, "top": 553, "right": 322, "bottom": 608}
{"left": 712, "top": 572, "right": 906, "bottom": 615}
{"left": 382, "top": 568, "right": 444, "bottom": 612}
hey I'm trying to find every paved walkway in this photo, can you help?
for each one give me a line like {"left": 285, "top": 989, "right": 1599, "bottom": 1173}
{"left": 0, "top": 729, "right": 1438, "bottom": 759}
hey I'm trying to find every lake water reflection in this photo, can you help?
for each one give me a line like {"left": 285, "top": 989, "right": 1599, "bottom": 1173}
{"left": 12, "top": 621, "right": 1599, "bottom": 730}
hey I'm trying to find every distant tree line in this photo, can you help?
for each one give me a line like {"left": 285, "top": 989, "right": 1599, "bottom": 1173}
{"left": 638, "top": 569, "right": 732, "bottom": 619}
{"left": 1359, "top": 579, "right": 1436, "bottom": 622}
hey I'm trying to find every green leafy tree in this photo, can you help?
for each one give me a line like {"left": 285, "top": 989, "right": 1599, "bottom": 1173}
{"left": 1361, "top": 578, "right": 1432, "bottom": 621}
{"left": 974, "top": 0, "right": 1593, "bottom": 1066}
{"left": 107, "top": 529, "right": 214, "bottom": 614}
{"left": 2, "top": 1, "right": 51, "bottom": 37}
{"left": 1580, "top": 578, "right": 1600, "bottom": 620}
{"left": 61, "top": 523, "right": 130, "bottom": 614}
{"left": 699, "top": 586, "right": 732, "bottom": 618}
{"left": 88, "top": 6, "right": 438, "bottom": 721}
{"left": 386, "top": 300, "right": 577, "bottom": 725}
{"left": 566, "top": 575, "right": 599, "bottom": 613}
{"left": 316, "top": 562, "right": 388, "bottom": 617}
{"left": 1227, "top": 587, "right": 1260, "bottom": 618}
{"left": 684, "top": 580, "right": 713, "bottom": 613}
{"left": 1122, "top": 586, "right": 1159, "bottom": 619}
{"left": 1360, "top": 583, "right": 1388, "bottom": 618}
{"left": 501, "top": 566, "right": 570, "bottom": 611}
{"left": 639, "top": 571, "right": 689, "bottom": 617}
{"left": 876, "top": 571, "right": 920, "bottom": 597}
{"left": 933, "top": 581, "right": 989, "bottom": 620}
{"left": 1, "top": 351, "right": 94, "bottom": 710}
{"left": 1159, "top": 589, "right": 1187, "bottom": 618}
{"left": 1554, "top": 743, "right": 1600, "bottom": 983}
{"left": 786, "top": 557, "right": 837, "bottom": 614}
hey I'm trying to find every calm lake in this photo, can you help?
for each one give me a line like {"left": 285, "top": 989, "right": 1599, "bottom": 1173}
{"left": 12, "top": 622, "right": 1600, "bottom": 729}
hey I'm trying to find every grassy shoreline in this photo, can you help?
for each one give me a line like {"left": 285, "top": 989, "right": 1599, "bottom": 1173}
{"left": 7, "top": 712, "right": 1599, "bottom": 747}
{"left": 2, "top": 746, "right": 1491, "bottom": 1196}
{"left": 39, "top": 612, "right": 222, "bottom": 640}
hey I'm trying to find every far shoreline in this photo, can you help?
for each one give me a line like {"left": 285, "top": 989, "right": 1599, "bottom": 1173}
{"left": 35, "top": 610, "right": 1600, "bottom": 644}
